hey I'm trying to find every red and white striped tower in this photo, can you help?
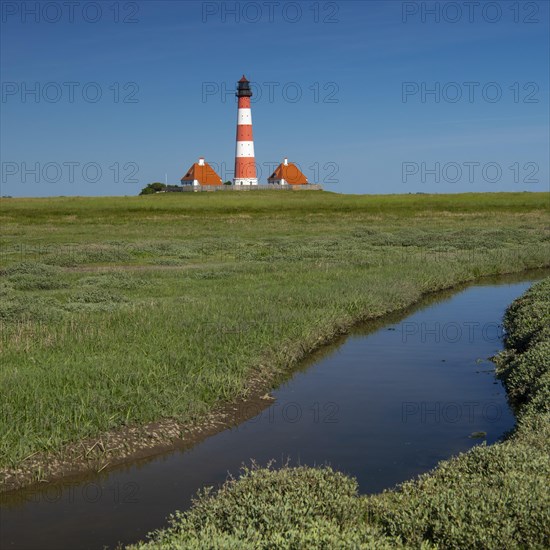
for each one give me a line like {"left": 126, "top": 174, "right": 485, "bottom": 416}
{"left": 233, "top": 75, "right": 258, "bottom": 186}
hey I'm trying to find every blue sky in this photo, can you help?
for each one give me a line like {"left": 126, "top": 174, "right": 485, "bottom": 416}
{"left": 1, "top": 0, "right": 549, "bottom": 196}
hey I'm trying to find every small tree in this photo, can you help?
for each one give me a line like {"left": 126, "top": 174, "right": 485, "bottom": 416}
{"left": 139, "top": 182, "right": 167, "bottom": 195}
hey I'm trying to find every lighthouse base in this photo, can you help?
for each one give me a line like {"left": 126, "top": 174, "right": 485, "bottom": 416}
{"left": 233, "top": 178, "right": 258, "bottom": 186}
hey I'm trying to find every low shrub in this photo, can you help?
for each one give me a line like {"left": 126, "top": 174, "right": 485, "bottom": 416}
{"left": 8, "top": 274, "right": 69, "bottom": 291}
{"left": 2, "top": 261, "right": 60, "bottom": 277}
{"left": 80, "top": 273, "right": 147, "bottom": 290}
{"left": 133, "top": 466, "right": 404, "bottom": 550}
{"left": 70, "top": 288, "right": 128, "bottom": 304}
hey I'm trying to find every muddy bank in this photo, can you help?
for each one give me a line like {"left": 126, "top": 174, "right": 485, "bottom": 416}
{"left": 0, "top": 383, "right": 276, "bottom": 494}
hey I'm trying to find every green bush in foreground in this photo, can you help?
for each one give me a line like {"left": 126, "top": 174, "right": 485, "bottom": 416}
{"left": 132, "top": 466, "right": 408, "bottom": 550}
{"left": 131, "top": 278, "right": 550, "bottom": 549}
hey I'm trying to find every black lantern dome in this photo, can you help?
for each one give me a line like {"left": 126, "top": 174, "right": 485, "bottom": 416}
{"left": 236, "top": 75, "right": 253, "bottom": 98}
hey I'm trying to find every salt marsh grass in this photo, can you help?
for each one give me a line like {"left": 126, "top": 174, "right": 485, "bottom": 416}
{"left": 0, "top": 192, "right": 548, "bottom": 474}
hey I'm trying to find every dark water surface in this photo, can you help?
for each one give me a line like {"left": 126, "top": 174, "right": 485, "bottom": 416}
{"left": 1, "top": 271, "right": 547, "bottom": 550}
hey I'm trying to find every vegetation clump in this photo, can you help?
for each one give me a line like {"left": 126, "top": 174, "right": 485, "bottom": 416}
{"left": 132, "top": 466, "right": 405, "bottom": 550}
{"left": 140, "top": 182, "right": 182, "bottom": 195}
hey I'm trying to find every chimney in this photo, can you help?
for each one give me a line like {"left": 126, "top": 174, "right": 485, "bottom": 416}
{"left": 283, "top": 158, "right": 288, "bottom": 166}
{"left": 198, "top": 157, "right": 205, "bottom": 166}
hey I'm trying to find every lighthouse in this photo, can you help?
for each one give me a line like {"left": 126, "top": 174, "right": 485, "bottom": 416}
{"left": 233, "top": 75, "right": 258, "bottom": 186}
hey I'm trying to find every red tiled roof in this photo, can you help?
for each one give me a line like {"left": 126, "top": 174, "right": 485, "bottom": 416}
{"left": 268, "top": 162, "right": 308, "bottom": 185}
{"left": 181, "top": 161, "right": 222, "bottom": 185}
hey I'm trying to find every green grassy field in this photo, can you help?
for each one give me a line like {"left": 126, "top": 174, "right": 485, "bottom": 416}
{"left": 130, "top": 277, "right": 550, "bottom": 549}
{"left": 1, "top": 191, "right": 549, "bottom": 483}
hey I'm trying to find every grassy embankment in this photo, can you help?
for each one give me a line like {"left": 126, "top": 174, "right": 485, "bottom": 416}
{"left": 130, "top": 277, "right": 550, "bottom": 549}
{"left": 0, "top": 192, "right": 549, "bottom": 488}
